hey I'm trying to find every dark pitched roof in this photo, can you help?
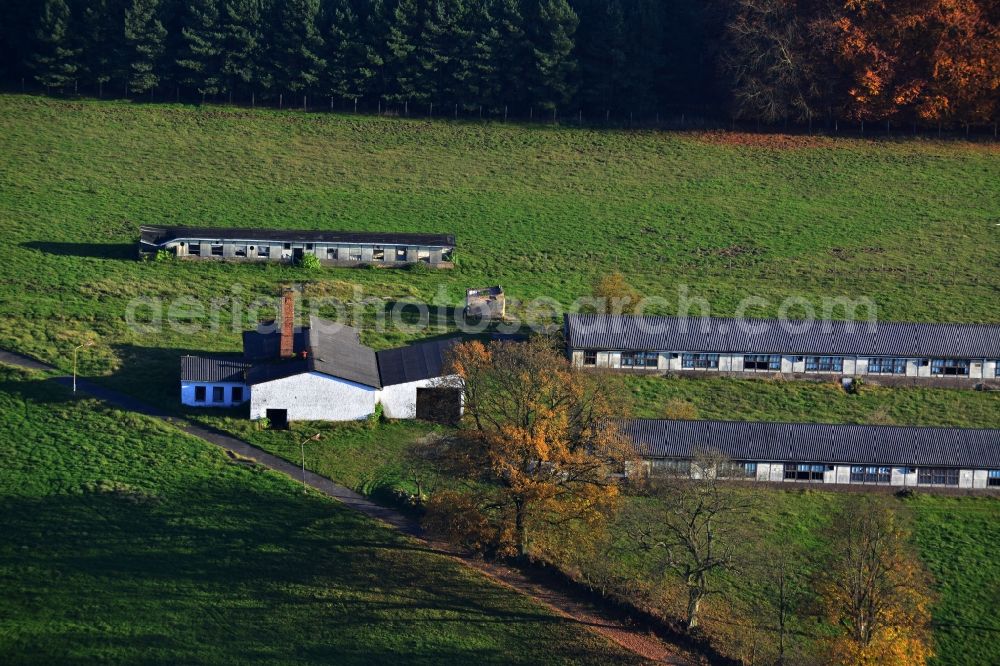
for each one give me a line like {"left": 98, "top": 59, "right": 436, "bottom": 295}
{"left": 376, "top": 338, "right": 459, "bottom": 387}
{"left": 245, "top": 359, "right": 310, "bottom": 385}
{"left": 180, "top": 355, "right": 251, "bottom": 383}
{"left": 565, "top": 314, "right": 1000, "bottom": 359}
{"left": 621, "top": 419, "right": 1000, "bottom": 468}
{"left": 140, "top": 225, "right": 454, "bottom": 247}
{"left": 308, "top": 318, "right": 381, "bottom": 388}
{"left": 241, "top": 316, "right": 459, "bottom": 389}
{"left": 242, "top": 325, "right": 309, "bottom": 361}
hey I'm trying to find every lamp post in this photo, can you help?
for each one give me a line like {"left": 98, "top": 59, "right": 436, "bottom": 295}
{"left": 72, "top": 341, "right": 94, "bottom": 393}
{"left": 299, "top": 433, "right": 322, "bottom": 492}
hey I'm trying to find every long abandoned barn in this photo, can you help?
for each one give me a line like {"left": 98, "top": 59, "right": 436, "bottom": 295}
{"left": 565, "top": 313, "right": 1000, "bottom": 385}
{"left": 625, "top": 418, "right": 1000, "bottom": 490}
{"left": 140, "top": 225, "right": 455, "bottom": 267}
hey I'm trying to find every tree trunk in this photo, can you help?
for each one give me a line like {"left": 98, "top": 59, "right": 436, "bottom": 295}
{"left": 514, "top": 500, "right": 528, "bottom": 558}
{"left": 687, "top": 587, "right": 702, "bottom": 631}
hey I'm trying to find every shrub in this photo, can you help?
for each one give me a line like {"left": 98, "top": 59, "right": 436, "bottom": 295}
{"left": 297, "top": 254, "right": 321, "bottom": 270}
{"left": 406, "top": 261, "right": 431, "bottom": 274}
{"left": 661, "top": 398, "right": 699, "bottom": 420}
{"left": 152, "top": 249, "right": 174, "bottom": 262}
{"left": 367, "top": 403, "right": 384, "bottom": 428}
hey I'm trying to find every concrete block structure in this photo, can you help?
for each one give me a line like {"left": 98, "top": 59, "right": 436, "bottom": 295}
{"left": 624, "top": 419, "right": 1000, "bottom": 491}
{"left": 141, "top": 225, "right": 455, "bottom": 268}
{"left": 565, "top": 314, "right": 1000, "bottom": 387}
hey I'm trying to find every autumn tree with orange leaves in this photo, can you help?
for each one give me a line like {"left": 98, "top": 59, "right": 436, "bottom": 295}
{"left": 722, "top": 0, "right": 999, "bottom": 124}
{"left": 424, "top": 337, "right": 637, "bottom": 560}
{"left": 818, "top": 496, "right": 935, "bottom": 665}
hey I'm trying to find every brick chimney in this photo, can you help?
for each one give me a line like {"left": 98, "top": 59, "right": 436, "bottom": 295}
{"left": 279, "top": 288, "right": 295, "bottom": 359}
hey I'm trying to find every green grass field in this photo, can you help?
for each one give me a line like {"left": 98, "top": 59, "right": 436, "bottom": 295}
{"left": 0, "top": 365, "right": 642, "bottom": 665}
{"left": 194, "top": 412, "right": 1000, "bottom": 665}
{"left": 625, "top": 374, "right": 1000, "bottom": 427}
{"left": 0, "top": 95, "right": 998, "bottom": 386}
{"left": 1, "top": 94, "right": 998, "bottom": 664}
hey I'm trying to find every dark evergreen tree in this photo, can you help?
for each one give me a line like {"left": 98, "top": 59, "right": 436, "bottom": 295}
{"left": 464, "top": 0, "right": 498, "bottom": 109}
{"left": 176, "top": 0, "right": 224, "bottom": 97}
{"left": 480, "top": 0, "right": 529, "bottom": 111}
{"left": 322, "top": 0, "right": 369, "bottom": 102}
{"left": 30, "top": 0, "right": 82, "bottom": 91}
{"left": 620, "top": 0, "right": 666, "bottom": 114}
{"left": 416, "top": 0, "right": 476, "bottom": 107}
{"left": 525, "top": 0, "right": 579, "bottom": 112}
{"left": 385, "top": 0, "right": 422, "bottom": 105}
{"left": 271, "top": 0, "right": 325, "bottom": 95}
{"left": 219, "top": 0, "right": 265, "bottom": 96}
{"left": 357, "top": 0, "right": 392, "bottom": 101}
{"left": 80, "top": 0, "right": 123, "bottom": 96}
{"left": 123, "top": 0, "right": 167, "bottom": 94}
{"left": 572, "top": 0, "right": 626, "bottom": 114}
{"left": 1, "top": 0, "right": 40, "bottom": 85}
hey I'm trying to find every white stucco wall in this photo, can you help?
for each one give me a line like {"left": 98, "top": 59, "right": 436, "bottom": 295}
{"left": 250, "top": 372, "right": 377, "bottom": 421}
{"left": 181, "top": 381, "right": 249, "bottom": 407}
{"left": 378, "top": 379, "right": 434, "bottom": 419}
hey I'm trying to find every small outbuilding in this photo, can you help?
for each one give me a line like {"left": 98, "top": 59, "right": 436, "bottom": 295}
{"left": 464, "top": 286, "right": 505, "bottom": 320}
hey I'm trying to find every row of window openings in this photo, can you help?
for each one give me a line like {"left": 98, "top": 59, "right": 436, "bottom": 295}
{"left": 584, "top": 352, "right": 995, "bottom": 376}
{"left": 650, "top": 461, "right": 1000, "bottom": 486}
{"left": 193, "top": 385, "right": 244, "bottom": 403}
{"left": 649, "top": 459, "right": 759, "bottom": 477}
{"left": 183, "top": 244, "right": 440, "bottom": 263}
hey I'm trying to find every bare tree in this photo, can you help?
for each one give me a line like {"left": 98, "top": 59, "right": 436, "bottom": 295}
{"left": 720, "top": 0, "right": 833, "bottom": 123}
{"left": 629, "top": 449, "right": 758, "bottom": 631}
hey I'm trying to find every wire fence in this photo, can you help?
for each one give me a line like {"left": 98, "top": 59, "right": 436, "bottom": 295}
{"left": 6, "top": 79, "right": 999, "bottom": 142}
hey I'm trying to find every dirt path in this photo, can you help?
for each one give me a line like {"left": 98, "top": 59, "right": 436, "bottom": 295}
{"left": 1, "top": 350, "right": 698, "bottom": 664}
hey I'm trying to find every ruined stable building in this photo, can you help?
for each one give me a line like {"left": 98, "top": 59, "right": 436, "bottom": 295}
{"left": 141, "top": 225, "right": 455, "bottom": 268}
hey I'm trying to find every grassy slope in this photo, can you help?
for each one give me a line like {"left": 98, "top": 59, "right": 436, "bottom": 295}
{"left": 0, "top": 366, "right": 640, "bottom": 665}
{"left": 0, "top": 95, "right": 998, "bottom": 389}
{"left": 194, "top": 412, "right": 1000, "bottom": 665}
{"left": 1, "top": 95, "right": 998, "bottom": 663}
{"left": 625, "top": 374, "right": 1000, "bottom": 427}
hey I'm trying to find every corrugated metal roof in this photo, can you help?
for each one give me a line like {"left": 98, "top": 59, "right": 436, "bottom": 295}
{"left": 180, "top": 355, "right": 251, "bottom": 383}
{"left": 141, "top": 225, "right": 454, "bottom": 247}
{"left": 565, "top": 314, "right": 1000, "bottom": 359}
{"left": 621, "top": 419, "right": 1000, "bottom": 469}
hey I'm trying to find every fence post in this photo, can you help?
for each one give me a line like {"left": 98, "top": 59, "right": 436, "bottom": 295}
{"left": 454, "top": 103, "right": 458, "bottom": 119}
{"left": 504, "top": 105, "right": 508, "bottom": 122}
{"left": 330, "top": 96, "right": 333, "bottom": 111}
{"left": 354, "top": 97, "right": 358, "bottom": 113}
{"left": 279, "top": 93, "right": 283, "bottom": 109}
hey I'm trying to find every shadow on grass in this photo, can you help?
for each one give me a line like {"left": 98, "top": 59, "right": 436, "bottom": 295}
{"left": 21, "top": 241, "right": 136, "bottom": 260}
{"left": 0, "top": 475, "right": 634, "bottom": 664}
